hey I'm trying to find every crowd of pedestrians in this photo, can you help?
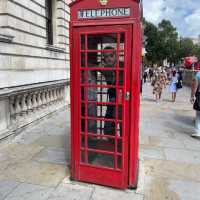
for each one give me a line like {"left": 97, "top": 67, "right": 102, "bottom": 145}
{"left": 142, "top": 66, "right": 183, "bottom": 103}
{"left": 142, "top": 66, "right": 200, "bottom": 139}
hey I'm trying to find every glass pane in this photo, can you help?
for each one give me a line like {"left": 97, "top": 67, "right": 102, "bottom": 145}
{"left": 88, "top": 136, "right": 115, "bottom": 153}
{"left": 120, "top": 33, "right": 125, "bottom": 51}
{"left": 87, "top": 108, "right": 97, "bottom": 133}
{"left": 88, "top": 52, "right": 100, "bottom": 66}
{"left": 81, "top": 135, "right": 85, "bottom": 148}
{"left": 81, "top": 119, "right": 85, "bottom": 132}
{"left": 119, "top": 52, "right": 124, "bottom": 66}
{"left": 81, "top": 118, "right": 119, "bottom": 136}
{"left": 81, "top": 70, "right": 98, "bottom": 84}
{"left": 118, "top": 104, "right": 122, "bottom": 120}
{"left": 81, "top": 86, "right": 116, "bottom": 103}
{"left": 87, "top": 51, "right": 120, "bottom": 69}
{"left": 117, "top": 122, "right": 122, "bottom": 137}
{"left": 88, "top": 119, "right": 116, "bottom": 136}
{"left": 81, "top": 35, "right": 85, "bottom": 50}
{"left": 88, "top": 151, "right": 114, "bottom": 168}
{"left": 118, "top": 71, "right": 124, "bottom": 86}
{"left": 81, "top": 70, "right": 117, "bottom": 85}
{"left": 88, "top": 33, "right": 117, "bottom": 50}
{"left": 117, "top": 139, "right": 122, "bottom": 153}
{"left": 81, "top": 103, "right": 85, "bottom": 116}
{"left": 81, "top": 53, "right": 85, "bottom": 67}
{"left": 81, "top": 151, "right": 85, "bottom": 162}
{"left": 117, "top": 156, "right": 122, "bottom": 169}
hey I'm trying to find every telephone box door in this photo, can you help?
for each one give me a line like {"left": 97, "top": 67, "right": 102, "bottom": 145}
{"left": 72, "top": 25, "right": 132, "bottom": 189}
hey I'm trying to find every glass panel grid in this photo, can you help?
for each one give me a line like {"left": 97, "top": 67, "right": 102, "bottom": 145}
{"left": 80, "top": 32, "right": 125, "bottom": 170}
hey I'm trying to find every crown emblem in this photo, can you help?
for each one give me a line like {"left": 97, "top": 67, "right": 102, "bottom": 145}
{"left": 99, "top": 0, "right": 108, "bottom": 6}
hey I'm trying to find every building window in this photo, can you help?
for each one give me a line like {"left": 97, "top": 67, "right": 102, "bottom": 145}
{"left": 46, "top": 0, "right": 54, "bottom": 45}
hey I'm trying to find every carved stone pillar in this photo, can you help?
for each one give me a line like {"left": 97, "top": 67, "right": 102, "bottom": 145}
{"left": 41, "top": 90, "right": 47, "bottom": 107}
{"left": 50, "top": 90, "right": 54, "bottom": 104}
{"left": 32, "top": 93, "right": 38, "bottom": 111}
{"left": 53, "top": 88, "right": 57, "bottom": 102}
{"left": 37, "top": 91, "right": 42, "bottom": 109}
{"left": 46, "top": 90, "right": 51, "bottom": 105}
{"left": 21, "top": 93, "right": 28, "bottom": 115}
{"left": 15, "top": 95, "right": 22, "bottom": 114}
{"left": 27, "top": 93, "right": 33, "bottom": 112}
{"left": 10, "top": 96, "right": 16, "bottom": 120}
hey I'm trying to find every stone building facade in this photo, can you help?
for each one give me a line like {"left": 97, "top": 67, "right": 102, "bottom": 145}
{"left": 0, "top": 0, "right": 72, "bottom": 140}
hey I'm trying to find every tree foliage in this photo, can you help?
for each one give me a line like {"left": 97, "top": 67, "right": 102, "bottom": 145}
{"left": 143, "top": 18, "right": 200, "bottom": 65}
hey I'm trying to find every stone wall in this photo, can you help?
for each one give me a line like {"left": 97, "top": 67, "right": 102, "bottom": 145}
{"left": 0, "top": 0, "right": 72, "bottom": 139}
{"left": 0, "top": 0, "right": 71, "bottom": 88}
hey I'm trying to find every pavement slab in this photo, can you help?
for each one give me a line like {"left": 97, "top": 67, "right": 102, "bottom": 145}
{"left": 91, "top": 185, "right": 144, "bottom": 200}
{"left": 0, "top": 181, "right": 19, "bottom": 200}
{"left": 148, "top": 136, "right": 185, "bottom": 149}
{"left": 4, "top": 183, "right": 54, "bottom": 200}
{"left": 144, "top": 176, "right": 180, "bottom": 200}
{"left": 33, "top": 147, "right": 67, "bottom": 165}
{"left": 144, "top": 159, "right": 200, "bottom": 182}
{"left": 140, "top": 145, "right": 165, "bottom": 160}
{"left": 0, "top": 144, "right": 44, "bottom": 162}
{"left": 144, "top": 176, "right": 200, "bottom": 200}
{"left": 168, "top": 179, "right": 200, "bottom": 200}
{"left": 164, "top": 148, "right": 200, "bottom": 164}
{"left": 47, "top": 183, "right": 94, "bottom": 200}
{"left": 33, "top": 135, "right": 67, "bottom": 149}
{"left": 0, "top": 161, "right": 67, "bottom": 187}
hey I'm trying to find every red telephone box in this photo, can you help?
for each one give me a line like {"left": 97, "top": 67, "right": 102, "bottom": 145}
{"left": 69, "top": 0, "right": 141, "bottom": 189}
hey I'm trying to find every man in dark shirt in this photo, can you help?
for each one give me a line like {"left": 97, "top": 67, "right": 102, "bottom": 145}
{"left": 101, "top": 47, "right": 122, "bottom": 136}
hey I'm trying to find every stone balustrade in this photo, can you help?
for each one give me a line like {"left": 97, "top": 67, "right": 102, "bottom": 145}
{"left": 10, "top": 87, "right": 65, "bottom": 120}
{"left": 0, "top": 80, "right": 70, "bottom": 140}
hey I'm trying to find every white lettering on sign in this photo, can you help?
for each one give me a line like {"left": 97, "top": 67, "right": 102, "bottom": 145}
{"left": 78, "top": 8, "right": 131, "bottom": 19}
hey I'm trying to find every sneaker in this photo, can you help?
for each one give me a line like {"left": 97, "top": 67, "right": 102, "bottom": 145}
{"left": 191, "top": 133, "right": 200, "bottom": 138}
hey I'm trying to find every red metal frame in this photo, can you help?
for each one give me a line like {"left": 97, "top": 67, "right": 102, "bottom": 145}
{"left": 70, "top": 0, "right": 141, "bottom": 189}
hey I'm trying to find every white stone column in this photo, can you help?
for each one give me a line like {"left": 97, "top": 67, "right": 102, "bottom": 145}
{"left": 53, "top": 88, "right": 57, "bottom": 102}
{"left": 37, "top": 91, "right": 42, "bottom": 109}
{"left": 27, "top": 93, "right": 33, "bottom": 112}
{"left": 0, "top": 99, "right": 9, "bottom": 133}
{"left": 50, "top": 89, "right": 54, "bottom": 104}
{"left": 15, "top": 95, "right": 22, "bottom": 116}
{"left": 32, "top": 93, "right": 38, "bottom": 111}
{"left": 46, "top": 90, "right": 51, "bottom": 105}
{"left": 21, "top": 93, "right": 28, "bottom": 115}
{"left": 10, "top": 96, "right": 16, "bottom": 119}
{"left": 41, "top": 90, "right": 47, "bottom": 107}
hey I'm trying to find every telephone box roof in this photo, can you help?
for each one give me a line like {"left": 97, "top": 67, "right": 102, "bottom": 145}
{"left": 69, "top": 0, "right": 141, "bottom": 7}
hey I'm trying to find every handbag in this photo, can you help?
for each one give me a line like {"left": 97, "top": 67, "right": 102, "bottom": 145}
{"left": 193, "top": 91, "right": 200, "bottom": 111}
{"left": 176, "top": 80, "right": 182, "bottom": 89}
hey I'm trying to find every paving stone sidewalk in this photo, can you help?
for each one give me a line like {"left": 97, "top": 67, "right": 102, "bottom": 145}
{"left": 0, "top": 83, "right": 200, "bottom": 200}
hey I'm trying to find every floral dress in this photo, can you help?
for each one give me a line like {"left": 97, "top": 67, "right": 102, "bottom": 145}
{"left": 152, "top": 74, "right": 166, "bottom": 95}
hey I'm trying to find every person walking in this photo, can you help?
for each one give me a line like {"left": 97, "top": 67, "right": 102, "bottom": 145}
{"left": 177, "top": 68, "right": 183, "bottom": 89}
{"left": 152, "top": 72, "right": 162, "bottom": 102}
{"left": 169, "top": 70, "right": 178, "bottom": 102}
{"left": 143, "top": 70, "right": 148, "bottom": 83}
{"left": 190, "top": 71, "right": 200, "bottom": 138}
{"left": 149, "top": 68, "right": 154, "bottom": 82}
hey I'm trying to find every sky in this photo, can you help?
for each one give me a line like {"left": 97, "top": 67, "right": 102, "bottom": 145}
{"left": 143, "top": 0, "right": 200, "bottom": 38}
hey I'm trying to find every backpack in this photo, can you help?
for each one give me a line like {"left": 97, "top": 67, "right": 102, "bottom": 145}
{"left": 193, "top": 86, "right": 200, "bottom": 111}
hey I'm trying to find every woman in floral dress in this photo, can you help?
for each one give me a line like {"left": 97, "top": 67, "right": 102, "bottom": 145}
{"left": 152, "top": 71, "right": 167, "bottom": 102}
